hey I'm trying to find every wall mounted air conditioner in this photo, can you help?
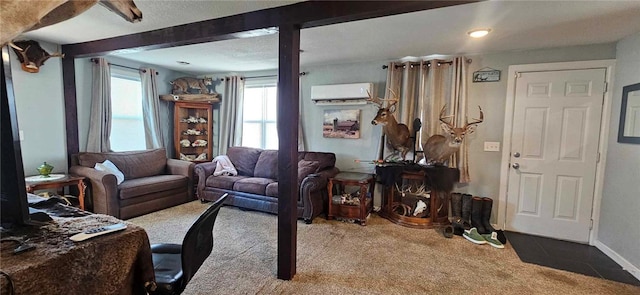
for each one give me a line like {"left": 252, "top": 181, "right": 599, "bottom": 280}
{"left": 311, "top": 83, "right": 373, "bottom": 105}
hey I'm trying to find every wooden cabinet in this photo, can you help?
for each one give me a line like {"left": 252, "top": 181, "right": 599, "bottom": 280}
{"left": 376, "top": 165, "right": 459, "bottom": 229}
{"left": 174, "top": 101, "right": 214, "bottom": 162}
{"left": 327, "top": 172, "right": 375, "bottom": 225}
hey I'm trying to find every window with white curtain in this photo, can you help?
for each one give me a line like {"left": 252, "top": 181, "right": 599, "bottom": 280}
{"left": 242, "top": 81, "right": 278, "bottom": 150}
{"left": 110, "top": 68, "right": 145, "bottom": 151}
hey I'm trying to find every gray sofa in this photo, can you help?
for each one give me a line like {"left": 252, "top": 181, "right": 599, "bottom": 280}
{"left": 69, "top": 148, "right": 194, "bottom": 219}
{"left": 194, "top": 146, "right": 339, "bottom": 223}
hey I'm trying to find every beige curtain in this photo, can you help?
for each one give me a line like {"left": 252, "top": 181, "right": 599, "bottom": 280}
{"left": 86, "top": 58, "right": 111, "bottom": 152}
{"left": 446, "top": 57, "right": 470, "bottom": 182}
{"left": 218, "top": 76, "right": 244, "bottom": 155}
{"left": 139, "top": 68, "right": 164, "bottom": 149}
{"left": 385, "top": 57, "right": 472, "bottom": 182}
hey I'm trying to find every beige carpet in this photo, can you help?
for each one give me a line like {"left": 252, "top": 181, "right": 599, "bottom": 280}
{"left": 129, "top": 201, "right": 639, "bottom": 294}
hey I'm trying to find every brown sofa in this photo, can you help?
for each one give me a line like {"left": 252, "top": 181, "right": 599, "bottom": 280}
{"left": 69, "top": 148, "right": 194, "bottom": 219}
{"left": 195, "top": 146, "right": 339, "bottom": 223}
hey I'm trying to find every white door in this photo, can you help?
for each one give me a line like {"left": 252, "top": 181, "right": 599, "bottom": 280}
{"left": 506, "top": 68, "right": 606, "bottom": 243}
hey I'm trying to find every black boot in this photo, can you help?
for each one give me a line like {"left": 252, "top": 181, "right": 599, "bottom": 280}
{"left": 482, "top": 197, "right": 496, "bottom": 233}
{"left": 461, "top": 194, "right": 473, "bottom": 230}
{"left": 450, "top": 193, "right": 464, "bottom": 235}
{"left": 471, "top": 196, "right": 486, "bottom": 234}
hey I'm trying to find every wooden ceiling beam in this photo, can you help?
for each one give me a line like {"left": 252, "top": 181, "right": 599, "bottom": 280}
{"left": 62, "top": 1, "right": 479, "bottom": 57}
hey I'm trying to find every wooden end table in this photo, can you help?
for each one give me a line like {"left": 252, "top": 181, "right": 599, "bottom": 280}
{"left": 25, "top": 174, "right": 87, "bottom": 210}
{"left": 327, "top": 172, "right": 375, "bottom": 225}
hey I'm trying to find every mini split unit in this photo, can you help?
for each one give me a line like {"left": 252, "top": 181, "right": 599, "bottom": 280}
{"left": 310, "top": 83, "right": 373, "bottom": 106}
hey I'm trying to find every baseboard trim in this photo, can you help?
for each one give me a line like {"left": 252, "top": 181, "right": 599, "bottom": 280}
{"left": 594, "top": 240, "right": 640, "bottom": 281}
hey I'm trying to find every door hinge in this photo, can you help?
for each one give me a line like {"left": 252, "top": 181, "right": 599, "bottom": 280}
{"left": 604, "top": 82, "right": 608, "bottom": 93}
{"left": 590, "top": 219, "right": 594, "bottom": 230}
{"left": 597, "top": 152, "right": 601, "bottom": 163}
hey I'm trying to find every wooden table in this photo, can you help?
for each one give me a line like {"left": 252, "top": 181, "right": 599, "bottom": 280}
{"left": 25, "top": 174, "right": 87, "bottom": 210}
{"left": 327, "top": 172, "right": 375, "bottom": 225}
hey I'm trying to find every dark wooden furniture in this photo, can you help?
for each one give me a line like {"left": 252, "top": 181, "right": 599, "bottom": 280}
{"left": 327, "top": 172, "right": 375, "bottom": 225}
{"left": 376, "top": 164, "right": 459, "bottom": 229}
{"left": 174, "top": 101, "right": 215, "bottom": 162}
{"left": 25, "top": 174, "right": 87, "bottom": 210}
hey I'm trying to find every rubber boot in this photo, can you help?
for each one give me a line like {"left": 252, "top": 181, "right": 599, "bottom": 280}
{"left": 461, "top": 194, "right": 473, "bottom": 230}
{"left": 471, "top": 196, "right": 486, "bottom": 234}
{"left": 450, "top": 193, "right": 464, "bottom": 235}
{"left": 482, "top": 197, "right": 496, "bottom": 233}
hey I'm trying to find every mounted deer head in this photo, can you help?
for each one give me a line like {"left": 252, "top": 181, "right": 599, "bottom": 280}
{"left": 423, "top": 105, "right": 484, "bottom": 165}
{"left": 367, "top": 89, "right": 412, "bottom": 160}
{"left": 9, "top": 40, "right": 64, "bottom": 73}
{"left": 1, "top": 0, "right": 143, "bottom": 46}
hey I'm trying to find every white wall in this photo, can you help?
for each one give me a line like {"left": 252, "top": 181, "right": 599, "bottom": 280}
{"left": 10, "top": 40, "right": 67, "bottom": 175}
{"left": 598, "top": 31, "right": 640, "bottom": 275}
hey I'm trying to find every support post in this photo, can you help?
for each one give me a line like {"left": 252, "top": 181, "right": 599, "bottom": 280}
{"left": 277, "top": 24, "right": 300, "bottom": 280}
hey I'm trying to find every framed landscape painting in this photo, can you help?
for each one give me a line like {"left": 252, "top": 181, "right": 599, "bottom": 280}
{"left": 323, "top": 109, "right": 361, "bottom": 139}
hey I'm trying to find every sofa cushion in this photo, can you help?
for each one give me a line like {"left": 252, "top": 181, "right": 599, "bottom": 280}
{"left": 206, "top": 175, "right": 249, "bottom": 190}
{"left": 227, "top": 147, "right": 262, "bottom": 176}
{"left": 300, "top": 152, "right": 335, "bottom": 172}
{"left": 78, "top": 149, "right": 167, "bottom": 180}
{"left": 298, "top": 160, "right": 320, "bottom": 182}
{"left": 118, "top": 175, "right": 187, "bottom": 200}
{"left": 265, "top": 183, "right": 278, "bottom": 197}
{"left": 253, "top": 150, "right": 278, "bottom": 179}
{"left": 233, "top": 178, "right": 275, "bottom": 195}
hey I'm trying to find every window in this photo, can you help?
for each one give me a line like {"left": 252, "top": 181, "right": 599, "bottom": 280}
{"left": 110, "top": 69, "right": 145, "bottom": 151}
{"left": 242, "top": 83, "right": 277, "bottom": 149}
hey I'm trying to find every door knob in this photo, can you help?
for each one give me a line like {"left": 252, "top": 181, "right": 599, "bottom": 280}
{"left": 513, "top": 152, "right": 520, "bottom": 158}
{"left": 512, "top": 163, "right": 520, "bottom": 169}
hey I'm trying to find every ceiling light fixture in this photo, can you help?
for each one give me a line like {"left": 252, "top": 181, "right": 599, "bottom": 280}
{"left": 176, "top": 61, "right": 190, "bottom": 65}
{"left": 467, "top": 28, "right": 491, "bottom": 38}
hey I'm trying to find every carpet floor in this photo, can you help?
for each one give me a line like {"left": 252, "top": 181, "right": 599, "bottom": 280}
{"left": 129, "top": 201, "right": 640, "bottom": 294}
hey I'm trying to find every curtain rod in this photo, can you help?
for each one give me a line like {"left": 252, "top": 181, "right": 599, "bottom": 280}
{"left": 240, "top": 72, "right": 308, "bottom": 80}
{"left": 89, "top": 58, "right": 159, "bottom": 75}
{"left": 382, "top": 59, "right": 472, "bottom": 69}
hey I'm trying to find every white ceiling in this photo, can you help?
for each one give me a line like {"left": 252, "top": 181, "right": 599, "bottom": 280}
{"left": 21, "top": 1, "right": 640, "bottom": 75}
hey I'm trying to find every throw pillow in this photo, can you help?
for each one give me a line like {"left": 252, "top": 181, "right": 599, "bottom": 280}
{"left": 298, "top": 160, "right": 320, "bottom": 183}
{"left": 94, "top": 159, "right": 125, "bottom": 185}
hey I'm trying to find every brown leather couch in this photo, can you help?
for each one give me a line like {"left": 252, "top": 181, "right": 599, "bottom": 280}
{"left": 69, "top": 148, "right": 194, "bottom": 219}
{"left": 195, "top": 146, "right": 339, "bottom": 223}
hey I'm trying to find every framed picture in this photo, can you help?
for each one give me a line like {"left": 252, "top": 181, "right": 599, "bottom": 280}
{"left": 323, "top": 109, "right": 361, "bottom": 139}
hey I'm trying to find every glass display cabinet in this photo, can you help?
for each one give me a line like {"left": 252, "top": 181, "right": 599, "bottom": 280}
{"left": 174, "top": 101, "right": 213, "bottom": 162}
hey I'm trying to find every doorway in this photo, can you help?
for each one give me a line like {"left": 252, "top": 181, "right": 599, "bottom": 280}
{"left": 497, "top": 60, "right": 615, "bottom": 244}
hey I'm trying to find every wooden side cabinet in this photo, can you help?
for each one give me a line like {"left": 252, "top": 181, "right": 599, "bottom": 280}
{"left": 327, "top": 172, "right": 375, "bottom": 225}
{"left": 174, "top": 101, "right": 214, "bottom": 162}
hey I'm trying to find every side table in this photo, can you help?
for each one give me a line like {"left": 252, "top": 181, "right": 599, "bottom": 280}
{"left": 327, "top": 172, "right": 375, "bottom": 225}
{"left": 25, "top": 174, "right": 87, "bottom": 210}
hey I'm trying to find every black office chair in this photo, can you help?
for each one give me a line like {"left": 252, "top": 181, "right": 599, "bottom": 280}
{"left": 150, "top": 193, "right": 228, "bottom": 295}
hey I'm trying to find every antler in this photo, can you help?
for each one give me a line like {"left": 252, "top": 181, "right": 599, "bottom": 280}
{"left": 386, "top": 88, "right": 400, "bottom": 108}
{"left": 36, "top": 51, "right": 65, "bottom": 66}
{"left": 464, "top": 106, "right": 484, "bottom": 127}
{"left": 8, "top": 42, "right": 29, "bottom": 62}
{"left": 439, "top": 106, "right": 455, "bottom": 128}
{"left": 366, "top": 90, "right": 384, "bottom": 107}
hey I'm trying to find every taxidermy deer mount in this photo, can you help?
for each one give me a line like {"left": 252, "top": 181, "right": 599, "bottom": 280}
{"left": 9, "top": 41, "right": 64, "bottom": 73}
{"left": 367, "top": 89, "right": 412, "bottom": 161}
{"left": 0, "top": 0, "right": 143, "bottom": 46}
{"left": 423, "top": 105, "right": 484, "bottom": 165}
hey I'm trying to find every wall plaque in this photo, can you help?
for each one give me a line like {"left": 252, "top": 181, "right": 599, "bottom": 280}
{"left": 473, "top": 68, "right": 501, "bottom": 82}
